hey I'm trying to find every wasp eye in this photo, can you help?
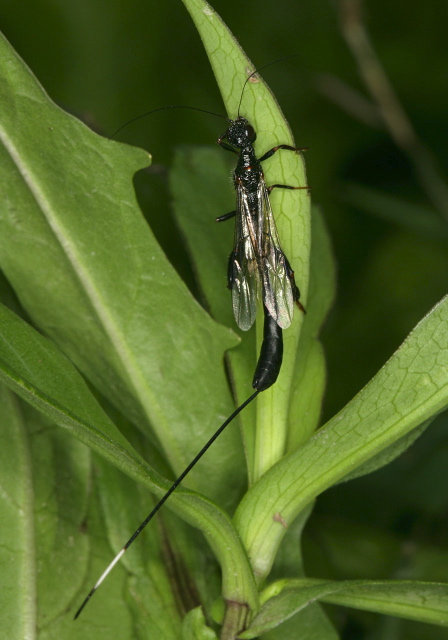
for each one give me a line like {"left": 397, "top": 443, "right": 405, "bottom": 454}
{"left": 245, "top": 124, "right": 256, "bottom": 141}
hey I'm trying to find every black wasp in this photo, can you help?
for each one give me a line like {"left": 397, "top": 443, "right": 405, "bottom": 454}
{"left": 75, "top": 62, "right": 308, "bottom": 620}
{"left": 216, "top": 113, "right": 307, "bottom": 391}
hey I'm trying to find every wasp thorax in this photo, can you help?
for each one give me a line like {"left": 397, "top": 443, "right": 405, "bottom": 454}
{"left": 226, "top": 116, "right": 257, "bottom": 148}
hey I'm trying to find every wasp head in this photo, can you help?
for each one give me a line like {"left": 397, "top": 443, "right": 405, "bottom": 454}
{"left": 225, "top": 116, "right": 257, "bottom": 149}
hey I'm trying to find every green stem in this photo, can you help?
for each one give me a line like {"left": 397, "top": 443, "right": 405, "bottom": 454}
{"left": 221, "top": 601, "right": 250, "bottom": 640}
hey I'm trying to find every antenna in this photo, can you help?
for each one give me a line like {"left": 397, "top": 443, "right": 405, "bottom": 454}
{"left": 111, "top": 105, "right": 229, "bottom": 139}
{"left": 237, "top": 54, "right": 300, "bottom": 116}
{"left": 112, "top": 55, "right": 299, "bottom": 138}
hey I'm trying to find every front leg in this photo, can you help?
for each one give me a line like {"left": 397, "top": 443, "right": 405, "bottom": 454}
{"left": 217, "top": 136, "right": 238, "bottom": 154}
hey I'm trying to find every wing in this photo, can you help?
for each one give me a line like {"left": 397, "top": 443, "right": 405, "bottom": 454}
{"left": 228, "top": 185, "right": 259, "bottom": 331}
{"left": 258, "top": 182, "right": 296, "bottom": 329}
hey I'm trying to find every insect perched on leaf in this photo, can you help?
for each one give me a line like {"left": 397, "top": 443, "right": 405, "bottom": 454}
{"left": 74, "top": 60, "right": 308, "bottom": 620}
{"left": 215, "top": 102, "right": 308, "bottom": 391}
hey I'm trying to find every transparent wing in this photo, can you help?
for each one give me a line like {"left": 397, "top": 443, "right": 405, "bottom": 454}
{"left": 229, "top": 186, "right": 259, "bottom": 331}
{"left": 259, "top": 182, "right": 296, "bottom": 329}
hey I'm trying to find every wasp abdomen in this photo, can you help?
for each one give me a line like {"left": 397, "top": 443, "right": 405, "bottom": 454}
{"left": 252, "top": 305, "right": 283, "bottom": 391}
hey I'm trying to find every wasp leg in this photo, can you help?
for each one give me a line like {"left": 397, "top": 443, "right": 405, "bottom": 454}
{"left": 268, "top": 184, "right": 309, "bottom": 193}
{"left": 217, "top": 137, "right": 238, "bottom": 154}
{"left": 283, "top": 254, "right": 306, "bottom": 314}
{"left": 216, "top": 211, "right": 236, "bottom": 223}
{"left": 259, "top": 144, "right": 308, "bottom": 162}
{"left": 261, "top": 146, "right": 310, "bottom": 192}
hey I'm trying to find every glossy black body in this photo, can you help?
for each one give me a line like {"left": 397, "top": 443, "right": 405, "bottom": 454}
{"left": 252, "top": 306, "right": 283, "bottom": 391}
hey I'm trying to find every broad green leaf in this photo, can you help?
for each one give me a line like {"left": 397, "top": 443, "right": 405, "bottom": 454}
{"left": 181, "top": 0, "right": 311, "bottom": 482}
{"left": 0, "top": 303, "right": 146, "bottom": 471}
{"left": 240, "top": 579, "right": 448, "bottom": 637}
{"left": 0, "top": 303, "right": 259, "bottom": 615}
{"left": 235, "top": 294, "right": 448, "bottom": 582}
{"left": 0, "top": 30, "right": 245, "bottom": 508}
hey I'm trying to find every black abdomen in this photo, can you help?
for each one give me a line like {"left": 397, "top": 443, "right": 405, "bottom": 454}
{"left": 252, "top": 305, "right": 283, "bottom": 391}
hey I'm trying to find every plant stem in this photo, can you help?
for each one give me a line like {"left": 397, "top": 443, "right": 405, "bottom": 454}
{"left": 220, "top": 600, "right": 250, "bottom": 640}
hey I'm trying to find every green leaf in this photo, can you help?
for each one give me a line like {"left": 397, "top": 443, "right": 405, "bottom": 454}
{"left": 180, "top": 0, "right": 312, "bottom": 484}
{"left": 235, "top": 294, "right": 448, "bottom": 583}
{"left": 320, "top": 580, "right": 448, "bottom": 626}
{"left": 0, "top": 386, "right": 38, "bottom": 640}
{"left": 0, "top": 303, "right": 146, "bottom": 472}
{"left": 0, "top": 29, "right": 245, "bottom": 508}
{"left": 240, "top": 579, "right": 448, "bottom": 637}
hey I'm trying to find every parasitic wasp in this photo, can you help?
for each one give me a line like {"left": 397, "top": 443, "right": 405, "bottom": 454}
{"left": 216, "top": 92, "right": 308, "bottom": 391}
{"left": 75, "top": 59, "right": 308, "bottom": 620}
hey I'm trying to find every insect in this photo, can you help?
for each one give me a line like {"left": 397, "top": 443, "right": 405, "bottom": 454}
{"left": 216, "top": 110, "right": 307, "bottom": 390}
{"left": 75, "top": 61, "right": 308, "bottom": 619}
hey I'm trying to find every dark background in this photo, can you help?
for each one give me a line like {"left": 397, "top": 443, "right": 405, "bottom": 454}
{"left": 2, "top": 1, "right": 448, "bottom": 637}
